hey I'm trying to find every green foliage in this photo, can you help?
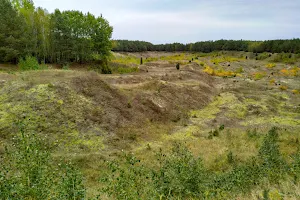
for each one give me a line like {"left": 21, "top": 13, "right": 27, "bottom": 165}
{"left": 0, "top": 0, "right": 26, "bottom": 63}
{"left": 101, "top": 65, "right": 112, "bottom": 74}
{"left": 247, "top": 128, "right": 258, "bottom": 138}
{"left": 116, "top": 67, "right": 139, "bottom": 74}
{"left": 0, "top": 123, "right": 85, "bottom": 199}
{"left": 18, "top": 56, "right": 43, "bottom": 70}
{"left": 258, "top": 127, "right": 287, "bottom": 182}
{"left": 113, "top": 39, "right": 300, "bottom": 54}
{"left": 253, "top": 72, "right": 266, "bottom": 80}
{"left": 263, "top": 189, "right": 269, "bottom": 200}
{"left": 291, "top": 149, "right": 300, "bottom": 182}
{"left": 235, "top": 67, "right": 244, "bottom": 73}
{"left": 219, "top": 124, "right": 225, "bottom": 131}
{"left": 273, "top": 53, "right": 298, "bottom": 64}
{"left": 227, "top": 151, "right": 234, "bottom": 164}
{"left": 153, "top": 144, "right": 208, "bottom": 198}
{"left": 100, "top": 153, "right": 156, "bottom": 199}
{"left": 1, "top": 0, "right": 113, "bottom": 64}
{"left": 112, "top": 56, "right": 140, "bottom": 65}
{"left": 100, "top": 143, "right": 207, "bottom": 199}
{"left": 89, "top": 64, "right": 112, "bottom": 74}
{"left": 1, "top": 0, "right": 300, "bottom": 63}
{"left": 256, "top": 52, "right": 270, "bottom": 60}
{"left": 208, "top": 126, "right": 226, "bottom": 139}
{"left": 62, "top": 64, "right": 69, "bottom": 70}
{"left": 100, "top": 127, "right": 299, "bottom": 199}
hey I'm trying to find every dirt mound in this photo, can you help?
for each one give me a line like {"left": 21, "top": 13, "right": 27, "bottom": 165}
{"left": 69, "top": 73, "right": 134, "bottom": 130}
{"left": 133, "top": 79, "right": 215, "bottom": 122}
{"left": 0, "top": 68, "right": 216, "bottom": 151}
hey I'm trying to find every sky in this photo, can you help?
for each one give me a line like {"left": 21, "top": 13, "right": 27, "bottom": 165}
{"left": 33, "top": 0, "right": 300, "bottom": 44}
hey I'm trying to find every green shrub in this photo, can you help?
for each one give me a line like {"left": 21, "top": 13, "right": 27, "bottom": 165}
{"left": 0, "top": 123, "right": 85, "bottom": 199}
{"left": 227, "top": 151, "right": 234, "bottom": 164}
{"left": 18, "top": 56, "right": 41, "bottom": 71}
{"left": 263, "top": 189, "right": 270, "bottom": 200}
{"left": 101, "top": 65, "right": 112, "bottom": 74}
{"left": 62, "top": 64, "right": 69, "bottom": 70}
{"left": 99, "top": 128, "right": 295, "bottom": 199}
{"left": 273, "top": 53, "right": 297, "bottom": 64}
{"left": 152, "top": 143, "right": 208, "bottom": 198}
{"left": 219, "top": 124, "right": 225, "bottom": 131}
{"left": 291, "top": 150, "right": 300, "bottom": 183}
{"left": 258, "top": 127, "right": 287, "bottom": 182}
{"left": 100, "top": 153, "right": 156, "bottom": 199}
{"left": 256, "top": 53, "right": 270, "bottom": 60}
{"left": 210, "top": 158, "right": 262, "bottom": 194}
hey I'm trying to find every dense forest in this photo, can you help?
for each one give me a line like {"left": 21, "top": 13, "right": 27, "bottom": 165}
{"left": 1, "top": 0, "right": 300, "bottom": 66}
{"left": 113, "top": 39, "right": 300, "bottom": 53}
{"left": 0, "top": 0, "right": 113, "bottom": 64}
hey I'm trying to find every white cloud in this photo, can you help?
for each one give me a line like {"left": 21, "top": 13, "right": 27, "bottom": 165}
{"left": 33, "top": 0, "right": 300, "bottom": 43}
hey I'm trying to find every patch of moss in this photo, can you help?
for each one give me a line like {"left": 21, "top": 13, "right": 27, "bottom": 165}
{"left": 241, "top": 116, "right": 300, "bottom": 127}
{"left": 190, "top": 93, "right": 237, "bottom": 122}
{"left": 0, "top": 80, "right": 106, "bottom": 151}
{"left": 164, "top": 125, "right": 199, "bottom": 141}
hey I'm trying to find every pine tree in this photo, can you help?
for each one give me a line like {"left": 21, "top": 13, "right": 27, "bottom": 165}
{"left": 0, "top": 0, "right": 26, "bottom": 63}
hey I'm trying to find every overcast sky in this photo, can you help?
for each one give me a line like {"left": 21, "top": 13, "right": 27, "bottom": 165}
{"left": 33, "top": 0, "right": 300, "bottom": 44}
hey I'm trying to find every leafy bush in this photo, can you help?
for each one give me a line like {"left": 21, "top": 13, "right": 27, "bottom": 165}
{"left": 256, "top": 53, "right": 270, "bottom": 60}
{"left": 273, "top": 53, "right": 297, "bottom": 64}
{"left": 100, "top": 153, "right": 157, "bottom": 199}
{"left": 18, "top": 56, "right": 42, "bottom": 71}
{"left": 100, "top": 143, "right": 208, "bottom": 199}
{"left": 0, "top": 123, "right": 85, "bottom": 199}
{"left": 152, "top": 144, "right": 208, "bottom": 198}
{"left": 100, "top": 127, "right": 295, "bottom": 199}
{"left": 101, "top": 65, "right": 112, "bottom": 74}
{"left": 258, "top": 127, "right": 287, "bottom": 182}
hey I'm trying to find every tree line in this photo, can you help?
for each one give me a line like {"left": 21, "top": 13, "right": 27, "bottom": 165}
{"left": 113, "top": 39, "right": 300, "bottom": 54}
{"left": 0, "top": 0, "right": 113, "bottom": 64}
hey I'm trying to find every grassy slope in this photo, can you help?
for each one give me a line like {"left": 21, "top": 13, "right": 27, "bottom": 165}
{"left": 0, "top": 51, "right": 300, "bottom": 199}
